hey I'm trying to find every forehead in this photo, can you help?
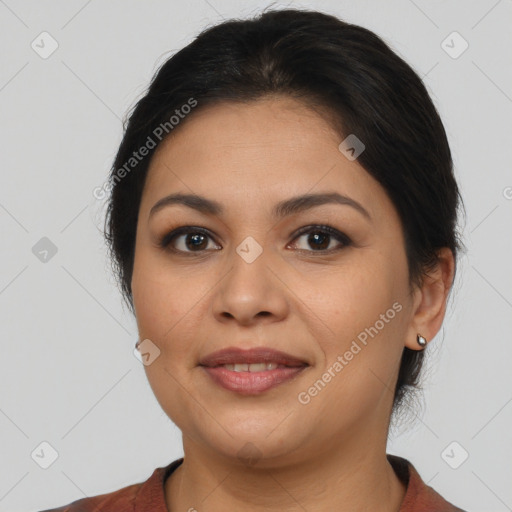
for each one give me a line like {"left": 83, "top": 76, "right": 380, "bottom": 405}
{"left": 141, "top": 97, "right": 390, "bottom": 222}
{"left": 149, "top": 96, "right": 338, "bottom": 170}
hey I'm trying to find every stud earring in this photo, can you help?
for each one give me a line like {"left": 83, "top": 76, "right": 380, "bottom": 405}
{"left": 416, "top": 334, "right": 427, "bottom": 348}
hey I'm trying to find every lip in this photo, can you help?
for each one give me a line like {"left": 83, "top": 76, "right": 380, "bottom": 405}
{"left": 199, "top": 346, "right": 309, "bottom": 395}
{"left": 201, "top": 365, "right": 307, "bottom": 395}
{"left": 198, "top": 347, "right": 308, "bottom": 367}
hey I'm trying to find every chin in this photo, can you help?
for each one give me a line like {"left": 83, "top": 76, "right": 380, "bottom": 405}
{"left": 194, "top": 420, "right": 309, "bottom": 467}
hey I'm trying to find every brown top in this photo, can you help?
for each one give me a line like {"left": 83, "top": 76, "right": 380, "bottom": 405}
{"left": 39, "top": 454, "right": 467, "bottom": 511}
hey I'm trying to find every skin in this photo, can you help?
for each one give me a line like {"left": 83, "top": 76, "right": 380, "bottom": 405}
{"left": 130, "top": 95, "right": 455, "bottom": 511}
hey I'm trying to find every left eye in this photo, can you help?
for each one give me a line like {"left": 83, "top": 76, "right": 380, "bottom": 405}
{"left": 158, "top": 225, "right": 351, "bottom": 254}
{"left": 289, "top": 225, "right": 351, "bottom": 253}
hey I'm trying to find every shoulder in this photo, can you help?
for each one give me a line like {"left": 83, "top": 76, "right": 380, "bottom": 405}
{"left": 387, "top": 454, "right": 468, "bottom": 512}
{"left": 37, "top": 481, "right": 140, "bottom": 512}
{"left": 37, "top": 458, "right": 183, "bottom": 512}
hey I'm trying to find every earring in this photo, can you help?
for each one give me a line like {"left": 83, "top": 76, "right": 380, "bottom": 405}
{"left": 416, "top": 334, "right": 427, "bottom": 348}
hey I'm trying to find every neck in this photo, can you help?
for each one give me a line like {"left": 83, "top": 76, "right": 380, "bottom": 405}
{"left": 165, "top": 429, "right": 406, "bottom": 511}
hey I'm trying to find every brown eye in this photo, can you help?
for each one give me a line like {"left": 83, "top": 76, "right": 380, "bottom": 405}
{"left": 159, "top": 227, "right": 220, "bottom": 253}
{"left": 290, "top": 225, "right": 351, "bottom": 253}
{"left": 158, "top": 224, "right": 351, "bottom": 256}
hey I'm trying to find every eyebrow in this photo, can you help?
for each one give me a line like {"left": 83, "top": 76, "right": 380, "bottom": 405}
{"left": 149, "top": 192, "right": 371, "bottom": 221}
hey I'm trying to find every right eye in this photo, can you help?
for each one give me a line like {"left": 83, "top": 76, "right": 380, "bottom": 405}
{"left": 158, "top": 226, "right": 221, "bottom": 254}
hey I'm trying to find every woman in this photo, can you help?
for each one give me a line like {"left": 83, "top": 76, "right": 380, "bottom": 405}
{"left": 42, "top": 8, "right": 467, "bottom": 512}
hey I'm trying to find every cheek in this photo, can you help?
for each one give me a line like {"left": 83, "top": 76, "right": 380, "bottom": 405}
{"left": 132, "top": 254, "right": 200, "bottom": 427}
{"left": 131, "top": 249, "right": 188, "bottom": 342}
{"left": 295, "top": 276, "right": 405, "bottom": 430}
{"left": 131, "top": 249, "right": 218, "bottom": 377}
{"left": 303, "top": 251, "right": 407, "bottom": 394}
{"left": 304, "top": 255, "right": 399, "bottom": 339}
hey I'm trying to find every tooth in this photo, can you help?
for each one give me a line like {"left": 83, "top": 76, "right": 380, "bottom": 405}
{"left": 221, "top": 362, "right": 281, "bottom": 371}
{"left": 248, "top": 363, "right": 267, "bottom": 372}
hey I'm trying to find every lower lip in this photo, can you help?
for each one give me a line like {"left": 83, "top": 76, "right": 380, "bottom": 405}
{"left": 201, "top": 365, "right": 307, "bottom": 395}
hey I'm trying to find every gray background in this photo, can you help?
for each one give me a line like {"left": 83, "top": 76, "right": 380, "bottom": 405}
{"left": 1, "top": 0, "right": 511, "bottom": 511}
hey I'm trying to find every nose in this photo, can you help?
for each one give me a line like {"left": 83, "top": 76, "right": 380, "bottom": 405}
{"left": 211, "top": 240, "right": 290, "bottom": 327}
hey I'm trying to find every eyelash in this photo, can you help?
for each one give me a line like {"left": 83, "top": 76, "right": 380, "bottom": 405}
{"left": 157, "top": 224, "right": 352, "bottom": 256}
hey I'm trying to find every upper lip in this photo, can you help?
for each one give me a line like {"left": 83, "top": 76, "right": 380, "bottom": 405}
{"left": 199, "top": 347, "right": 309, "bottom": 367}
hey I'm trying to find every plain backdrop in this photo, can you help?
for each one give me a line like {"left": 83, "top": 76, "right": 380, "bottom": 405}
{"left": 1, "top": 1, "right": 511, "bottom": 511}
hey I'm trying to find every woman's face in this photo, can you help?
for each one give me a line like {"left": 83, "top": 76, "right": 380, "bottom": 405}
{"left": 131, "top": 96, "right": 423, "bottom": 466}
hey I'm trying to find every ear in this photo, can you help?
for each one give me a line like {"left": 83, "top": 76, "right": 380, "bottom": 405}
{"left": 405, "top": 247, "right": 455, "bottom": 351}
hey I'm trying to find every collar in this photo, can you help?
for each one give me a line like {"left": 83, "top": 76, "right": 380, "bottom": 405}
{"left": 133, "top": 455, "right": 465, "bottom": 511}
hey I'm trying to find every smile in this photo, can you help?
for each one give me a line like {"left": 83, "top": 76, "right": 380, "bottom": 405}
{"left": 201, "top": 365, "right": 308, "bottom": 394}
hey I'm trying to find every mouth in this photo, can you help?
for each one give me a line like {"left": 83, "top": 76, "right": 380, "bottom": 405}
{"left": 214, "top": 362, "right": 299, "bottom": 371}
{"left": 199, "top": 346, "right": 309, "bottom": 395}
{"left": 199, "top": 346, "right": 309, "bottom": 367}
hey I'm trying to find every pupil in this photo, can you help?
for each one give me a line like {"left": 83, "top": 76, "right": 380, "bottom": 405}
{"left": 309, "top": 232, "right": 329, "bottom": 250}
{"left": 187, "top": 233, "right": 207, "bottom": 250}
